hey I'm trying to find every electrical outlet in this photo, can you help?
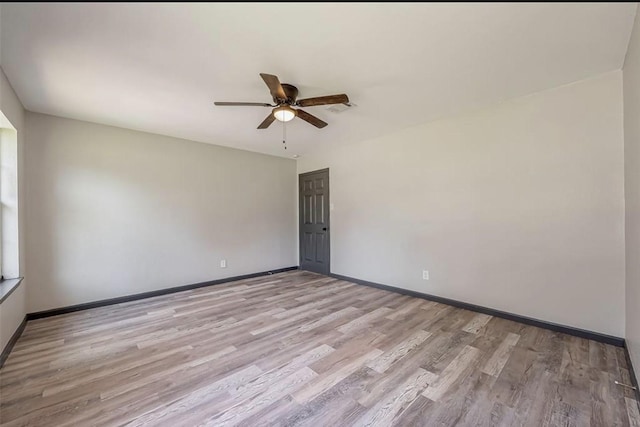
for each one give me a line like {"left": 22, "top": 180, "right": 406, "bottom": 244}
{"left": 220, "top": 259, "right": 227, "bottom": 268}
{"left": 422, "top": 270, "right": 429, "bottom": 280}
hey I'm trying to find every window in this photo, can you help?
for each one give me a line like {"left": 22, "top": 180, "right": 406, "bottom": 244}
{"left": 0, "top": 110, "right": 20, "bottom": 280}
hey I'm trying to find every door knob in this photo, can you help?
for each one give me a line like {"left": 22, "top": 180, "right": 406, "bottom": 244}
{"left": 322, "top": 227, "right": 327, "bottom": 231}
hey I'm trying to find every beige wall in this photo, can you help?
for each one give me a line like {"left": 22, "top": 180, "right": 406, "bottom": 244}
{"left": 298, "top": 71, "right": 626, "bottom": 337}
{"left": 624, "top": 8, "right": 640, "bottom": 379}
{"left": 26, "top": 112, "right": 297, "bottom": 312}
{"left": 0, "top": 67, "right": 26, "bottom": 353}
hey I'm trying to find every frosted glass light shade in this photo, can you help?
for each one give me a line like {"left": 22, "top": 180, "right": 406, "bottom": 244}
{"left": 273, "top": 106, "right": 296, "bottom": 122}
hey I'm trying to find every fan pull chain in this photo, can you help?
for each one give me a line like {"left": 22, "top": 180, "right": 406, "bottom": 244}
{"left": 282, "top": 118, "right": 287, "bottom": 150}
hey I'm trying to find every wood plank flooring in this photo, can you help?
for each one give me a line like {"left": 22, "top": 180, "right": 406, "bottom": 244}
{"left": 1, "top": 270, "right": 638, "bottom": 426}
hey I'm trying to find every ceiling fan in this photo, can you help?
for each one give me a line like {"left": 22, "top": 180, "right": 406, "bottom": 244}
{"left": 214, "top": 73, "right": 349, "bottom": 129}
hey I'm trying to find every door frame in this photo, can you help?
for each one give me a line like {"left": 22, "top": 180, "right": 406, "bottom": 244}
{"left": 298, "top": 168, "right": 330, "bottom": 274}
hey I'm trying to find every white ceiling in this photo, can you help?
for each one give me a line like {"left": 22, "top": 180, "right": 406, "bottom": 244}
{"left": 1, "top": 3, "right": 637, "bottom": 158}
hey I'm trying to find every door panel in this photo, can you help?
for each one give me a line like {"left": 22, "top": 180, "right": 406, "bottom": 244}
{"left": 299, "top": 169, "right": 330, "bottom": 275}
{"left": 315, "top": 233, "right": 326, "bottom": 263}
{"left": 303, "top": 195, "right": 313, "bottom": 224}
{"left": 303, "top": 232, "right": 314, "bottom": 262}
{"left": 315, "top": 194, "right": 325, "bottom": 225}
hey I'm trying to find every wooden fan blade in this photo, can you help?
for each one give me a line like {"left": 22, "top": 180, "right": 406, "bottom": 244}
{"left": 260, "top": 73, "right": 286, "bottom": 100}
{"left": 296, "top": 109, "right": 328, "bottom": 128}
{"left": 257, "top": 113, "right": 276, "bottom": 129}
{"left": 214, "top": 102, "right": 273, "bottom": 107}
{"left": 296, "top": 94, "right": 349, "bottom": 107}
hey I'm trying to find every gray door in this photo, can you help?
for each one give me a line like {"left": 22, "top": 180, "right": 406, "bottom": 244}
{"left": 299, "top": 169, "right": 330, "bottom": 275}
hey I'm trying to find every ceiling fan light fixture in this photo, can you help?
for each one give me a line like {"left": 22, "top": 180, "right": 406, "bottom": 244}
{"left": 273, "top": 105, "right": 296, "bottom": 122}
{"left": 214, "top": 73, "right": 341, "bottom": 129}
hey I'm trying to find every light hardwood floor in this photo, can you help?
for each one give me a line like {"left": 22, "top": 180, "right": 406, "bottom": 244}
{"left": 1, "top": 270, "right": 638, "bottom": 426}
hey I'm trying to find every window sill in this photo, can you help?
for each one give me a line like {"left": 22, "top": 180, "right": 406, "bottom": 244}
{"left": 0, "top": 277, "right": 23, "bottom": 305}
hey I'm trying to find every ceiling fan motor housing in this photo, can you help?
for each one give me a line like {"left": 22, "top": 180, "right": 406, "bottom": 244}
{"left": 279, "top": 84, "right": 299, "bottom": 104}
